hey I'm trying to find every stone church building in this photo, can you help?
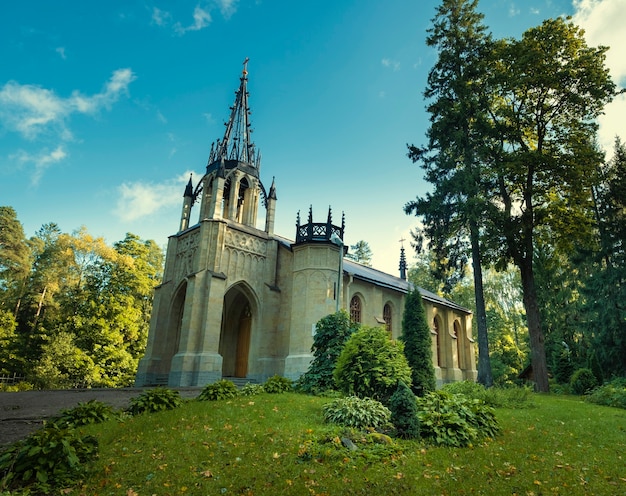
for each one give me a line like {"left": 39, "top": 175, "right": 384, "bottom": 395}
{"left": 135, "top": 62, "right": 477, "bottom": 388}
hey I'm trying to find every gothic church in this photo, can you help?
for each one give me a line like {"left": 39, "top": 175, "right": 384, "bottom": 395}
{"left": 135, "top": 62, "right": 477, "bottom": 388}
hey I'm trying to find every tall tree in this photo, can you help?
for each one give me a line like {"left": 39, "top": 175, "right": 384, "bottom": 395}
{"left": 400, "top": 287, "right": 437, "bottom": 396}
{"left": 346, "top": 240, "right": 373, "bottom": 266}
{"left": 0, "top": 206, "right": 31, "bottom": 316}
{"left": 405, "top": 0, "right": 494, "bottom": 386}
{"left": 485, "top": 18, "right": 617, "bottom": 391}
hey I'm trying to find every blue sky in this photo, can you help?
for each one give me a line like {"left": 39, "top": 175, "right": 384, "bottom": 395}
{"left": 1, "top": 0, "right": 624, "bottom": 276}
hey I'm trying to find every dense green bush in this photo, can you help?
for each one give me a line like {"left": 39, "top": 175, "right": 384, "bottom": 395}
{"left": 334, "top": 326, "right": 412, "bottom": 402}
{"left": 570, "top": 368, "right": 598, "bottom": 395}
{"left": 388, "top": 381, "right": 420, "bottom": 439}
{"left": 51, "top": 399, "right": 117, "bottom": 427}
{"left": 263, "top": 375, "right": 293, "bottom": 393}
{"left": 197, "top": 379, "right": 238, "bottom": 401}
{"left": 400, "top": 288, "right": 436, "bottom": 396}
{"left": 239, "top": 382, "right": 265, "bottom": 396}
{"left": 297, "top": 311, "right": 358, "bottom": 394}
{"left": 127, "top": 388, "right": 183, "bottom": 415}
{"left": 323, "top": 396, "right": 392, "bottom": 430}
{"left": 442, "top": 381, "right": 533, "bottom": 409}
{"left": 0, "top": 424, "right": 98, "bottom": 493}
{"left": 585, "top": 379, "right": 626, "bottom": 409}
{"left": 552, "top": 349, "right": 574, "bottom": 384}
{"left": 416, "top": 390, "right": 499, "bottom": 447}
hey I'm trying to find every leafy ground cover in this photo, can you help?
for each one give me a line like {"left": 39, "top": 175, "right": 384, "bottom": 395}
{"left": 60, "top": 392, "right": 626, "bottom": 496}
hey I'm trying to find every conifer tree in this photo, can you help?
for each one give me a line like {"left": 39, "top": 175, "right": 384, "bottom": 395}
{"left": 400, "top": 288, "right": 436, "bottom": 396}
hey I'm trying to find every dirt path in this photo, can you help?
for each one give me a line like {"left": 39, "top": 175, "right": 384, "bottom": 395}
{"left": 0, "top": 388, "right": 200, "bottom": 447}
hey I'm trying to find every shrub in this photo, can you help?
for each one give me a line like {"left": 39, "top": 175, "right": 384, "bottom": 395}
{"left": 239, "top": 382, "right": 264, "bottom": 396}
{"left": 416, "top": 390, "right": 499, "bottom": 447}
{"left": 388, "top": 381, "right": 420, "bottom": 439}
{"left": 334, "top": 326, "right": 412, "bottom": 402}
{"left": 323, "top": 396, "right": 391, "bottom": 430}
{"left": 570, "top": 368, "right": 598, "bottom": 395}
{"left": 297, "top": 311, "right": 358, "bottom": 394}
{"left": 197, "top": 379, "right": 238, "bottom": 401}
{"left": 400, "top": 288, "right": 436, "bottom": 396}
{"left": 0, "top": 424, "right": 98, "bottom": 493}
{"left": 263, "top": 375, "right": 293, "bottom": 393}
{"left": 552, "top": 348, "right": 574, "bottom": 384}
{"left": 585, "top": 379, "right": 626, "bottom": 409}
{"left": 442, "top": 381, "right": 533, "bottom": 409}
{"left": 127, "top": 388, "right": 183, "bottom": 415}
{"left": 51, "top": 399, "right": 116, "bottom": 427}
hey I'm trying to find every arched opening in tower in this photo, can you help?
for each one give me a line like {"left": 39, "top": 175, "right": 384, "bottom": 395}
{"left": 219, "top": 285, "right": 254, "bottom": 378}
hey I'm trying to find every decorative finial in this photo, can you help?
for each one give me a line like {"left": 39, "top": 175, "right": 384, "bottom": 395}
{"left": 242, "top": 57, "right": 249, "bottom": 76}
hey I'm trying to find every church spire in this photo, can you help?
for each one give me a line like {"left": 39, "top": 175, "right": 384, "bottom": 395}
{"left": 399, "top": 237, "right": 407, "bottom": 280}
{"left": 205, "top": 57, "right": 260, "bottom": 173}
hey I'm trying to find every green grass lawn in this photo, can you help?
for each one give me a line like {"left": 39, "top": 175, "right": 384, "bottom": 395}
{"left": 68, "top": 392, "right": 625, "bottom": 496}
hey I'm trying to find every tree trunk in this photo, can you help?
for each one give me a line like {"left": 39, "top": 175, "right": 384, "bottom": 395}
{"left": 470, "top": 219, "right": 493, "bottom": 387}
{"left": 519, "top": 258, "right": 550, "bottom": 392}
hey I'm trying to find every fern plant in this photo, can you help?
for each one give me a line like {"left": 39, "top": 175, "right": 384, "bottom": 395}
{"left": 197, "top": 379, "right": 238, "bottom": 401}
{"left": 51, "top": 399, "right": 117, "bottom": 427}
{"left": 127, "top": 388, "right": 183, "bottom": 415}
{"left": 322, "top": 396, "right": 391, "bottom": 430}
{"left": 263, "top": 375, "right": 293, "bottom": 393}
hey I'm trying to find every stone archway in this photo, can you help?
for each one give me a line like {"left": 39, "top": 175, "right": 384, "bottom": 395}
{"left": 219, "top": 285, "right": 255, "bottom": 378}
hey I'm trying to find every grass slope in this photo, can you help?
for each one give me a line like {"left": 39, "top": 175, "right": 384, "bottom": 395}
{"left": 69, "top": 393, "right": 626, "bottom": 495}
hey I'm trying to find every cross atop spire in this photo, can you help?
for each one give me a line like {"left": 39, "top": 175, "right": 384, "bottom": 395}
{"left": 206, "top": 58, "right": 260, "bottom": 173}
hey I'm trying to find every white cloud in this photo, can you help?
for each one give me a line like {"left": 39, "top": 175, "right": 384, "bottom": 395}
{"left": 0, "top": 69, "right": 135, "bottom": 182}
{"left": 508, "top": 2, "right": 520, "bottom": 16}
{"left": 381, "top": 58, "right": 400, "bottom": 71}
{"left": 174, "top": 6, "right": 212, "bottom": 35}
{"left": 114, "top": 171, "right": 197, "bottom": 222}
{"left": 151, "top": 7, "right": 171, "bottom": 26}
{"left": 56, "top": 47, "right": 66, "bottom": 59}
{"left": 573, "top": 0, "right": 626, "bottom": 154}
{"left": 10, "top": 145, "right": 67, "bottom": 186}
{"left": 217, "top": 0, "right": 239, "bottom": 19}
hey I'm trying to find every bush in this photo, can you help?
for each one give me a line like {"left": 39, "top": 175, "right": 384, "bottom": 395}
{"left": 127, "top": 388, "right": 183, "bottom": 415}
{"left": 400, "top": 288, "right": 436, "bottom": 396}
{"left": 442, "top": 381, "right": 533, "bottom": 409}
{"left": 552, "top": 348, "right": 574, "bottom": 384}
{"left": 239, "top": 382, "right": 264, "bottom": 396}
{"left": 570, "top": 368, "right": 598, "bottom": 395}
{"left": 323, "top": 396, "right": 392, "bottom": 430}
{"left": 51, "top": 399, "right": 117, "bottom": 427}
{"left": 334, "top": 326, "right": 412, "bottom": 402}
{"left": 0, "top": 424, "right": 98, "bottom": 493}
{"left": 585, "top": 379, "right": 626, "bottom": 409}
{"left": 197, "top": 379, "right": 238, "bottom": 401}
{"left": 416, "top": 390, "right": 499, "bottom": 447}
{"left": 297, "top": 311, "right": 357, "bottom": 394}
{"left": 263, "top": 375, "right": 293, "bottom": 393}
{"left": 388, "top": 381, "right": 420, "bottom": 439}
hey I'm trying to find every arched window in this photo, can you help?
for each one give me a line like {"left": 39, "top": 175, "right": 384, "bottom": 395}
{"left": 454, "top": 320, "right": 462, "bottom": 368}
{"left": 350, "top": 295, "right": 362, "bottom": 323}
{"left": 433, "top": 317, "right": 441, "bottom": 367}
{"left": 383, "top": 303, "right": 392, "bottom": 335}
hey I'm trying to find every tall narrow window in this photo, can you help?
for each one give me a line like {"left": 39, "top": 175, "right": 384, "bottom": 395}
{"left": 383, "top": 303, "right": 392, "bottom": 335}
{"left": 454, "top": 320, "right": 462, "bottom": 368}
{"left": 350, "top": 295, "right": 362, "bottom": 323}
{"left": 433, "top": 317, "right": 441, "bottom": 367}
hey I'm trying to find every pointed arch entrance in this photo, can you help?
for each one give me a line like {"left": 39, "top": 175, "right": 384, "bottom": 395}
{"left": 219, "top": 283, "right": 256, "bottom": 378}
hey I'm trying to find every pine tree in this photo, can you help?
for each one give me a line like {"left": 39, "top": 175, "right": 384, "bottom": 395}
{"left": 400, "top": 288, "right": 436, "bottom": 396}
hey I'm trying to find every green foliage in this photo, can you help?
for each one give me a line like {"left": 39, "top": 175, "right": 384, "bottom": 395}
{"left": 197, "top": 379, "right": 239, "bottom": 401}
{"left": 322, "top": 396, "right": 392, "bottom": 430}
{"left": 552, "top": 348, "right": 574, "bottom": 384}
{"left": 417, "top": 390, "right": 499, "bottom": 447}
{"left": 127, "top": 388, "right": 183, "bottom": 415}
{"left": 400, "top": 288, "right": 436, "bottom": 396}
{"left": 388, "top": 381, "right": 420, "bottom": 439}
{"left": 334, "top": 326, "right": 412, "bottom": 402}
{"left": 570, "top": 368, "right": 598, "bottom": 395}
{"left": 345, "top": 240, "right": 373, "bottom": 266}
{"left": 297, "top": 311, "right": 357, "bottom": 394}
{"left": 51, "top": 399, "right": 116, "bottom": 427}
{"left": 239, "top": 382, "right": 264, "bottom": 396}
{"left": 442, "top": 381, "right": 533, "bottom": 409}
{"left": 0, "top": 424, "right": 98, "bottom": 493}
{"left": 585, "top": 379, "right": 626, "bottom": 409}
{"left": 263, "top": 375, "right": 293, "bottom": 393}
